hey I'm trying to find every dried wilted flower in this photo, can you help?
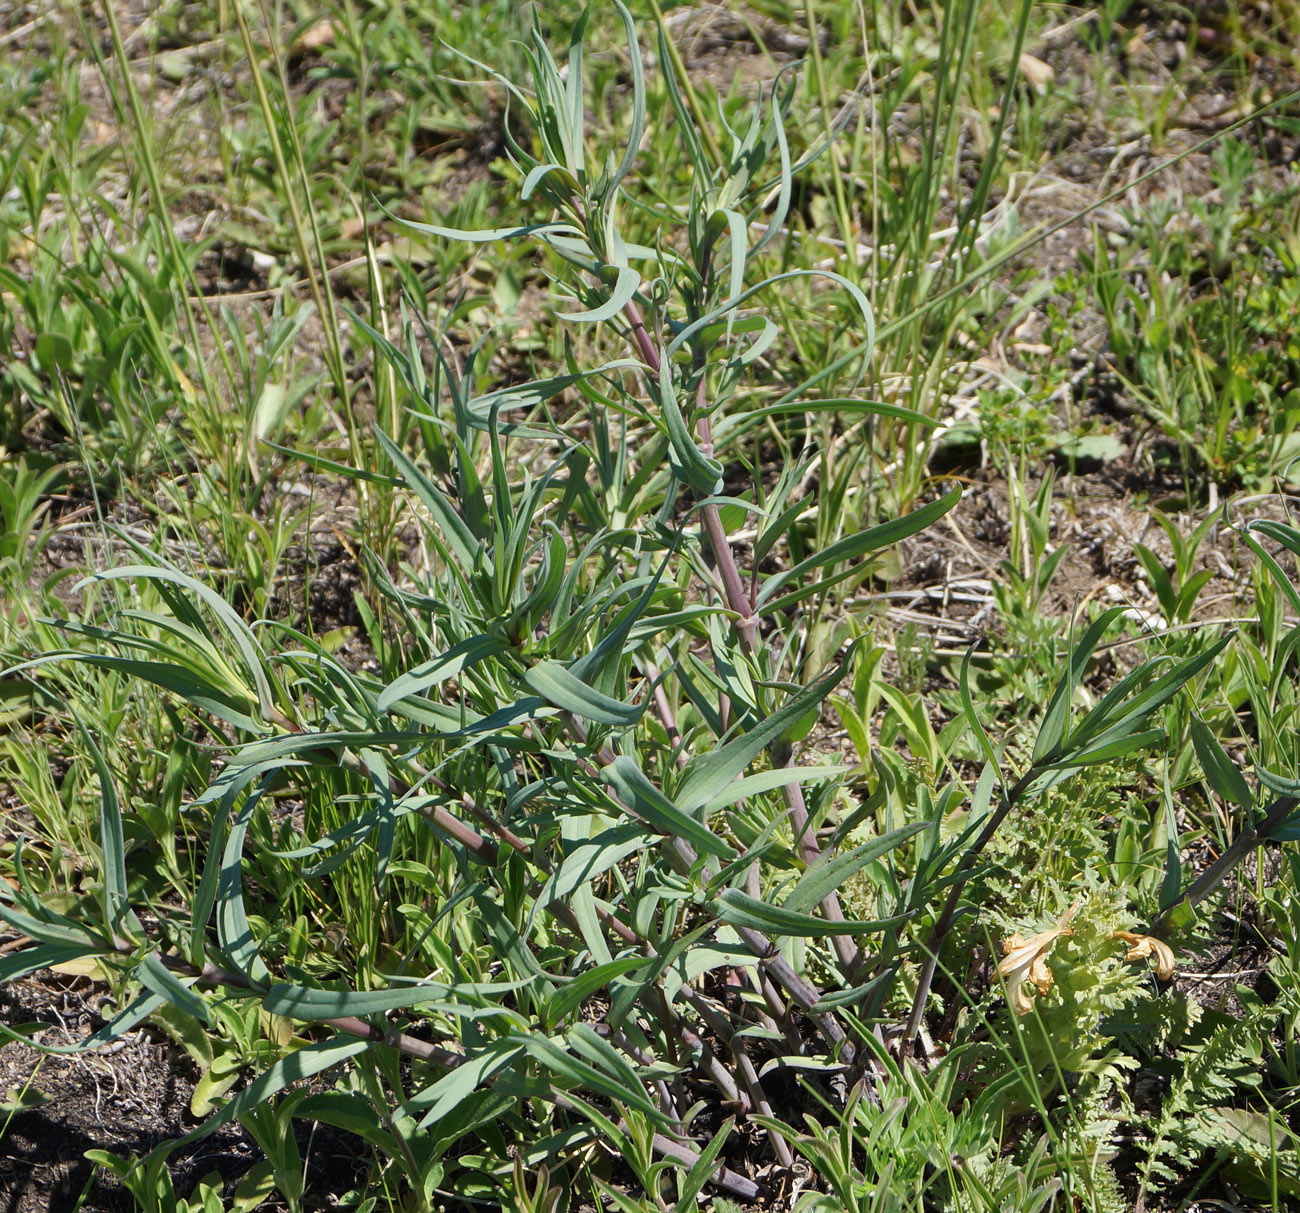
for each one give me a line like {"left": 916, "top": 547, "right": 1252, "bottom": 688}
{"left": 1112, "top": 930, "right": 1176, "bottom": 980}
{"left": 997, "top": 903, "right": 1080, "bottom": 1016}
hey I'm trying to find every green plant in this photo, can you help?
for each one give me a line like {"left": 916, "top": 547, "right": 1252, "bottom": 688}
{"left": 9, "top": 4, "right": 1300, "bottom": 1211}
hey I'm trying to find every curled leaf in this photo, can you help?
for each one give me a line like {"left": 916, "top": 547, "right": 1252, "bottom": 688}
{"left": 997, "top": 904, "right": 1079, "bottom": 1015}
{"left": 1112, "top": 930, "right": 1176, "bottom": 980}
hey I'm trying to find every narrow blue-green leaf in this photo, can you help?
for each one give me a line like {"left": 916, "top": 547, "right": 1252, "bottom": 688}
{"left": 699, "top": 763, "right": 845, "bottom": 814}
{"left": 562, "top": 9, "right": 589, "bottom": 173}
{"left": 74, "top": 718, "right": 136, "bottom": 941}
{"left": 1189, "top": 716, "right": 1252, "bottom": 808}
{"left": 519, "top": 1031, "right": 662, "bottom": 1123}
{"left": 1068, "top": 634, "right": 1233, "bottom": 753}
{"left": 1239, "top": 525, "right": 1300, "bottom": 616}
{"left": 544, "top": 957, "right": 654, "bottom": 1027}
{"left": 0, "top": 988, "right": 166, "bottom": 1056}
{"left": 959, "top": 646, "right": 999, "bottom": 778}
{"left": 262, "top": 442, "right": 401, "bottom": 487}
{"left": 567, "top": 1023, "right": 659, "bottom": 1118}
{"left": 602, "top": 756, "right": 735, "bottom": 860}
{"left": 1269, "top": 810, "right": 1300, "bottom": 842}
{"left": 138, "top": 952, "right": 210, "bottom": 1024}
{"left": 656, "top": 26, "right": 711, "bottom": 181}
{"left": 49, "top": 655, "right": 260, "bottom": 731}
{"left": 678, "top": 1116, "right": 736, "bottom": 1209}
{"left": 410, "top": 1041, "right": 526, "bottom": 1127}
{"left": 1159, "top": 765, "right": 1183, "bottom": 910}
{"left": 0, "top": 896, "right": 101, "bottom": 948}
{"left": 571, "top": 545, "right": 676, "bottom": 692}
{"left": 291, "top": 1091, "right": 405, "bottom": 1155}
{"left": 1032, "top": 607, "right": 1127, "bottom": 763}
{"left": 561, "top": 265, "right": 640, "bottom": 323}
{"left": 385, "top": 212, "right": 583, "bottom": 244}
{"left": 716, "top": 398, "right": 937, "bottom": 438}
{"left": 378, "top": 636, "right": 508, "bottom": 714}
{"left": 0, "top": 943, "right": 103, "bottom": 984}
{"left": 750, "top": 67, "right": 795, "bottom": 259}
{"left": 659, "top": 360, "right": 723, "bottom": 496}
{"left": 521, "top": 162, "right": 572, "bottom": 200}
{"left": 545, "top": 824, "right": 649, "bottom": 903}
{"left": 611, "top": 0, "right": 646, "bottom": 190}
{"left": 263, "top": 978, "right": 527, "bottom": 1020}
{"left": 715, "top": 888, "right": 909, "bottom": 936}
{"left": 720, "top": 208, "right": 748, "bottom": 319}
{"left": 783, "top": 823, "right": 929, "bottom": 915}
{"left": 969, "top": 760, "right": 998, "bottom": 832}
{"left": 1246, "top": 519, "right": 1300, "bottom": 560}
{"left": 675, "top": 641, "right": 862, "bottom": 816}
{"left": 189, "top": 762, "right": 284, "bottom": 961}
{"left": 374, "top": 426, "right": 483, "bottom": 573}
{"left": 466, "top": 360, "right": 641, "bottom": 428}
{"left": 757, "top": 487, "right": 960, "bottom": 611}
{"left": 524, "top": 660, "right": 645, "bottom": 726}
{"left": 229, "top": 718, "right": 554, "bottom": 770}
{"left": 218, "top": 794, "right": 271, "bottom": 985}
{"left": 1045, "top": 728, "right": 1166, "bottom": 769}
{"left": 75, "top": 565, "right": 272, "bottom": 721}
{"left": 666, "top": 267, "right": 875, "bottom": 367}
{"left": 1257, "top": 766, "right": 1300, "bottom": 798}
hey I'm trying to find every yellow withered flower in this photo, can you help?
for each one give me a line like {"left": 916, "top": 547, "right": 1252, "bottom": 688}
{"left": 997, "top": 903, "right": 1080, "bottom": 1016}
{"left": 1112, "top": 930, "right": 1176, "bottom": 980}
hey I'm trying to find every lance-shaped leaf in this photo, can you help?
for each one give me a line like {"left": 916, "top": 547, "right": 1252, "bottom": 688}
{"left": 542, "top": 824, "right": 649, "bottom": 903}
{"left": 715, "top": 888, "right": 910, "bottom": 937}
{"left": 0, "top": 888, "right": 102, "bottom": 948}
{"left": 382, "top": 207, "right": 584, "bottom": 245}
{"left": 1239, "top": 522, "right": 1300, "bottom": 615}
{"left": 1044, "top": 728, "right": 1166, "bottom": 770}
{"left": 13, "top": 652, "right": 260, "bottom": 732}
{"left": 602, "top": 756, "right": 735, "bottom": 860}
{"left": 783, "top": 823, "right": 929, "bottom": 915}
{"left": 0, "top": 942, "right": 105, "bottom": 984}
{"left": 697, "top": 763, "right": 846, "bottom": 815}
{"left": 409, "top": 1040, "right": 527, "bottom": 1128}
{"left": 374, "top": 426, "right": 484, "bottom": 574}
{"left": 1189, "top": 716, "right": 1253, "bottom": 808}
{"left": 757, "top": 486, "right": 961, "bottom": 614}
{"left": 138, "top": 952, "right": 210, "bottom": 1024}
{"left": 519, "top": 1029, "right": 664, "bottom": 1124}
{"left": 217, "top": 789, "right": 272, "bottom": 985}
{"left": 609, "top": 0, "right": 646, "bottom": 191}
{"left": 1033, "top": 607, "right": 1127, "bottom": 763}
{"left": 544, "top": 956, "right": 654, "bottom": 1028}
{"left": 76, "top": 718, "right": 142, "bottom": 943}
{"left": 524, "top": 660, "right": 645, "bottom": 726}
{"left": 1060, "top": 634, "right": 1233, "bottom": 762}
{"left": 666, "top": 267, "right": 875, "bottom": 367}
{"left": 658, "top": 359, "right": 723, "bottom": 496}
{"left": 561, "top": 265, "right": 641, "bottom": 324}
{"left": 263, "top": 977, "right": 528, "bottom": 1020}
{"left": 169, "top": 1037, "right": 373, "bottom": 1148}
{"left": 674, "top": 640, "right": 863, "bottom": 816}
{"left": 378, "top": 635, "right": 508, "bottom": 714}
{"left": 0, "top": 986, "right": 166, "bottom": 1056}
{"left": 74, "top": 565, "right": 272, "bottom": 722}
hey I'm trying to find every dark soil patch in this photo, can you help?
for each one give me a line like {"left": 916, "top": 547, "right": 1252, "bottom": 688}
{"left": 0, "top": 974, "right": 368, "bottom": 1212}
